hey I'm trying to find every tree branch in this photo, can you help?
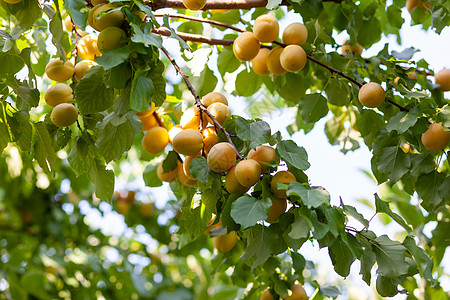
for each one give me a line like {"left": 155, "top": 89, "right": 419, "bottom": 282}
{"left": 152, "top": 27, "right": 234, "bottom": 45}
{"left": 153, "top": 13, "right": 245, "bottom": 33}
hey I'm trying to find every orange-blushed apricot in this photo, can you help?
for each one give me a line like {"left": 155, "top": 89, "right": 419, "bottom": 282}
{"left": 280, "top": 45, "right": 307, "bottom": 73}
{"left": 233, "top": 32, "right": 260, "bottom": 62}
{"left": 252, "top": 48, "right": 271, "bottom": 76}
{"left": 247, "top": 145, "right": 278, "bottom": 172}
{"left": 225, "top": 165, "right": 250, "bottom": 194}
{"left": 74, "top": 60, "right": 97, "bottom": 81}
{"left": 213, "top": 231, "right": 237, "bottom": 252}
{"left": 266, "top": 198, "right": 287, "bottom": 223}
{"left": 142, "top": 127, "right": 169, "bottom": 154}
{"left": 172, "top": 129, "right": 204, "bottom": 156}
{"left": 435, "top": 69, "right": 450, "bottom": 91}
{"left": 421, "top": 123, "right": 450, "bottom": 152}
{"left": 207, "top": 142, "right": 236, "bottom": 172}
{"left": 157, "top": 160, "right": 178, "bottom": 182}
{"left": 358, "top": 82, "right": 385, "bottom": 108}
{"left": 282, "top": 23, "right": 308, "bottom": 45}
{"left": 234, "top": 159, "right": 261, "bottom": 187}
{"left": 253, "top": 14, "right": 279, "bottom": 43}
{"left": 267, "top": 47, "right": 287, "bottom": 76}
{"left": 271, "top": 171, "right": 296, "bottom": 199}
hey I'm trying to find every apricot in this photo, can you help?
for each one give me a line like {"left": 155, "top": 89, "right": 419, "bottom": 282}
{"left": 50, "top": 103, "right": 78, "bottom": 127}
{"left": 421, "top": 123, "right": 450, "bottom": 152}
{"left": 204, "top": 218, "right": 222, "bottom": 236}
{"left": 340, "top": 38, "right": 363, "bottom": 55}
{"left": 172, "top": 129, "right": 204, "bottom": 156}
{"left": 142, "top": 127, "right": 169, "bottom": 154}
{"left": 77, "top": 35, "right": 102, "bottom": 60}
{"left": 44, "top": 83, "right": 74, "bottom": 107}
{"left": 406, "top": 0, "right": 430, "bottom": 13}
{"left": 213, "top": 231, "right": 237, "bottom": 252}
{"left": 271, "top": 171, "right": 296, "bottom": 199}
{"left": 169, "top": 125, "right": 183, "bottom": 144}
{"left": 3, "top": 0, "right": 21, "bottom": 4}
{"left": 157, "top": 160, "right": 178, "bottom": 182}
{"left": 97, "top": 26, "right": 126, "bottom": 52}
{"left": 92, "top": 4, "right": 124, "bottom": 31}
{"left": 225, "top": 165, "right": 250, "bottom": 194}
{"left": 74, "top": 60, "right": 97, "bottom": 81}
{"left": 282, "top": 23, "right": 308, "bottom": 45}
{"left": 207, "top": 142, "right": 236, "bottom": 172}
{"left": 202, "top": 92, "right": 228, "bottom": 107}
{"left": 45, "top": 58, "right": 74, "bottom": 82}
{"left": 91, "top": 0, "right": 108, "bottom": 5}
{"left": 253, "top": 14, "right": 279, "bottom": 43}
{"left": 252, "top": 48, "right": 271, "bottom": 76}
{"left": 233, "top": 32, "right": 260, "bottom": 62}
{"left": 139, "top": 203, "right": 154, "bottom": 217}
{"left": 247, "top": 145, "right": 278, "bottom": 172}
{"left": 280, "top": 45, "right": 307, "bottom": 73}
{"left": 435, "top": 69, "right": 450, "bottom": 91}
{"left": 182, "top": 0, "right": 206, "bottom": 10}
{"left": 267, "top": 47, "right": 287, "bottom": 76}
{"left": 206, "top": 102, "right": 231, "bottom": 125}
{"left": 393, "top": 69, "right": 417, "bottom": 88}
{"left": 177, "top": 164, "right": 198, "bottom": 186}
{"left": 202, "top": 127, "right": 218, "bottom": 155}
{"left": 358, "top": 82, "right": 385, "bottom": 108}
{"left": 138, "top": 113, "right": 158, "bottom": 131}
{"left": 183, "top": 153, "right": 201, "bottom": 180}
{"left": 64, "top": 16, "right": 87, "bottom": 36}
{"left": 234, "top": 159, "right": 261, "bottom": 187}
{"left": 180, "top": 106, "right": 207, "bottom": 130}
{"left": 266, "top": 198, "right": 287, "bottom": 223}
{"left": 136, "top": 102, "right": 156, "bottom": 117}
{"left": 285, "top": 284, "right": 308, "bottom": 300}
{"left": 260, "top": 289, "right": 273, "bottom": 300}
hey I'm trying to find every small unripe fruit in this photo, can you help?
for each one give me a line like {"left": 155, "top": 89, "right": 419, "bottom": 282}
{"left": 340, "top": 38, "right": 363, "bottom": 55}
{"left": 182, "top": 0, "right": 207, "bottom": 10}
{"left": 280, "top": 45, "right": 307, "bottom": 73}
{"left": 74, "top": 60, "right": 97, "bottom": 81}
{"left": 267, "top": 47, "right": 287, "bottom": 76}
{"left": 172, "top": 129, "right": 204, "bottom": 156}
{"left": 435, "top": 69, "right": 450, "bottom": 91}
{"left": 50, "top": 103, "right": 78, "bottom": 127}
{"left": 213, "top": 231, "right": 237, "bottom": 252}
{"left": 207, "top": 102, "right": 231, "bottom": 125}
{"left": 421, "top": 123, "right": 450, "bottom": 152}
{"left": 142, "top": 127, "right": 169, "bottom": 154}
{"left": 234, "top": 159, "right": 261, "bottom": 187}
{"left": 233, "top": 32, "right": 260, "bottom": 62}
{"left": 97, "top": 26, "right": 126, "bottom": 52}
{"left": 247, "top": 145, "right": 278, "bottom": 172}
{"left": 45, "top": 58, "right": 74, "bottom": 82}
{"left": 282, "top": 23, "right": 308, "bottom": 45}
{"left": 92, "top": 4, "right": 124, "bottom": 31}
{"left": 157, "top": 161, "right": 178, "bottom": 182}
{"left": 44, "top": 83, "right": 74, "bottom": 107}
{"left": 358, "top": 82, "right": 385, "bottom": 108}
{"left": 252, "top": 48, "right": 271, "bottom": 76}
{"left": 271, "top": 171, "right": 296, "bottom": 199}
{"left": 77, "top": 35, "right": 102, "bottom": 60}
{"left": 207, "top": 142, "right": 236, "bottom": 172}
{"left": 168, "top": 125, "right": 183, "bottom": 144}
{"left": 266, "top": 198, "right": 287, "bottom": 223}
{"left": 260, "top": 289, "right": 273, "bottom": 300}
{"left": 177, "top": 165, "right": 198, "bottom": 186}
{"left": 253, "top": 14, "right": 279, "bottom": 43}
{"left": 225, "top": 165, "right": 250, "bottom": 194}
{"left": 202, "top": 127, "right": 218, "bottom": 155}
{"left": 202, "top": 92, "right": 228, "bottom": 107}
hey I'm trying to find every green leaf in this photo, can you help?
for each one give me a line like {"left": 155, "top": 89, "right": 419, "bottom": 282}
{"left": 190, "top": 156, "right": 220, "bottom": 185}
{"left": 287, "top": 182, "right": 330, "bottom": 208}
{"left": 222, "top": 194, "right": 241, "bottom": 232}
{"left": 162, "top": 14, "right": 190, "bottom": 50}
{"left": 416, "top": 171, "right": 446, "bottom": 211}
{"left": 276, "top": 140, "right": 310, "bottom": 170}
{"left": 372, "top": 235, "right": 408, "bottom": 278}
{"left": 403, "top": 236, "right": 433, "bottom": 281}
{"left": 0, "top": 52, "right": 25, "bottom": 76}
{"left": 130, "top": 71, "right": 154, "bottom": 112}
{"left": 357, "top": 17, "right": 381, "bottom": 48}
{"left": 386, "top": 108, "right": 419, "bottom": 134}
{"left": 310, "top": 210, "right": 329, "bottom": 239}
{"left": 143, "top": 162, "right": 162, "bottom": 187}
{"left": 2, "top": 0, "right": 42, "bottom": 30}
{"left": 356, "top": 109, "right": 385, "bottom": 148}
{"left": 20, "top": 270, "right": 50, "bottom": 299}
{"left": 288, "top": 210, "right": 310, "bottom": 239}
{"left": 235, "top": 119, "right": 271, "bottom": 149}
{"left": 9, "top": 85, "right": 40, "bottom": 108}
{"left": 0, "top": 105, "right": 10, "bottom": 153}
{"left": 149, "top": 61, "right": 166, "bottom": 107}
{"left": 342, "top": 203, "right": 369, "bottom": 229}
{"left": 7, "top": 111, "right": 32, "bottom": 151}
{"left": 235, "top": 69, "right": 262, "bottom": 97}
{"left": 377, "top": 146, "right": 411, "bottom": 183}
{"left": 63, "top": 0, "right": 89, "bottom": 30}
{"left": 33, "top": 122, "right": 57, "bottom": 173}
{"left": 75, "top": 66, "right": 115, "bottom": 114}
{"left": 49, "top": 8, "right": 68, "bottom": 59}
{"left": 179, "top": 202, "right": 209, "bottom": 237}
{"left": 441, "top": 104, "right": 450, "bottom": 128}
{"left": 190, "top": 66, "right": 217, "bottom": 97}
{"left": 131, "top": 23, "right": 162, "bottom": 48}
{"left": 230, "top": 195, "right": 271, "bottom": 229}
{"left": 324, "top": 77, "right": 350, "bottom": 106}
{"left": 217, "top": 48, "right": 241, "bottom": 77}
{"left": 391, "top": 48, "right": 418, "bottom": 61}
{"left": 266, "top": 0, "right": 282, "bottom": 9}
{"left": 88, "top": 158, "right": 115, "bottom": 201}
{"left": 299, "top": 93, "right": 329, "bottom": 123}
{"left": 68, "top": 136, "right": 94, "bottom": 175}
{"left": 241, "top": 224, "right": 278, "bottom": 271}
{"left": 319, "top": 286, "right": 340, "bottom": 298}
{"left": 375, "top": 194, "right": 413, "bottom": 234}
{"left": 376, "top": 276, "right": 398, "bottom": 297}
{"left": 328, "top": 239, "right": 355, "bottom": 277}
{"left": 410, "top": 153, "right": 436, "bottom": 177}
{"left": 96, "top": 45, "right": 133, "bottom": 70}
{"left": 360, "top": 247, "right": 376, "bottom": 285}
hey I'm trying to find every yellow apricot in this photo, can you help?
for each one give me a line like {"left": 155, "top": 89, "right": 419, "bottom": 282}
{"left": 74, "top": 60, "right": 97, "bottom": 81}
{"left": 252, "top": 48, "right": 270, "bottom": 76}
{"left": 358, "top": 82, "right": 385, "bottom": 108}
{"left": 253, "top": 14, "right": 279, "bottom": 43}
{"left": 50, "top": 103, "right": 78, "bottom": 127}
{"left": 91, "top": 0, "right": 108, "bottom": 5}
{"left": 282, "top": 23, "right": 308, "bottom": 45}
{"left": 233, "top": 32, "right": 260, "bottom": 62}
{"left": 234, "top": 159, "right": 261, "bottom": 187}
{"left": 406, "top": 0, "right": 430, "bottom": 13}
{"left": 421, "top": 123, "right": 450, "bottom": 152}
{"left": 157, "top": 160, "right": 178, "bottom": 182}
{"left": 202, "top": 92, "right": 228, "bottom": 107}
{"left": 92, "top": 4, "right": 124, "bottom": 31}
{"left": 180, "top": 106, "right": 207, "bottom": 130}
{"left": 225, "top": 165, "right": 250, "bottom": 194}
{"left": 202, "top": 127, "right": 218, "bottom": 155}
{"left": 172, "top": 129, "right": 204, "bottom": 156}
{"left": 340, "top": 38, "right": 363, "bottom": 55}
{"left": 182, "top": 0, "right": 207, "bottom": 10}
{"left": 207, "top": 142, "right": 236, "bottom": 172}
{"left": 267, "top": 47, "right": 287, "bottom": 76}
{"left": 435, "top": 69, "right": 450, "bottom": 91}
{"left": 247, "top": 145, "right": 278, "bottom": 172}
{"left": 271, "top": 171, "right": 296, "bottom": 199}
{"left": 213, "top": 231, "right": 237, "bottom": 252}
{"left": 45, "top": 58, "right": 74, "bottom": 82}
{"left": 142, "top": 127, "right": 169, "bottom": 154}
{"left": 3, "top": 0, "right": 22, "bottom": 3}
{"left": 64, "top": 15, "right": 74, "bottom": 32}
{"left": 136, "top": 102, "right": 156, "bottom": 118}
{"left": 183, "top": 153, "right": 201, "bottom": 180}
{"left": 285, "top": 284, "right": 308, "bottom": 300}
{"left": 206, "top": 102, "right": 231, "bottom": 125}
{"left": 177, "top": 164, "right": 198, "bottom": 186}
{"left": 77, "top": 35, "right": 102, "bottom": 60}
{"left": 168, "top": 125, "right": 183, "bottom": 144}
{"left": 280, "top": 45, "right": 307, "bottom": 73}
{"left": 138, "top": 113, "right": 158, "bottom": 131}
{"left": 260, "top": 289, "right": 273, "bottom": 300}
{"left": 266, "top": 198, "right": 287, "bottom": 223}
{"left": 97, "top": 26, "right": 126, "bottom": 52}
{"left": 44, "top": 83, "right": 74, "bottom": 107}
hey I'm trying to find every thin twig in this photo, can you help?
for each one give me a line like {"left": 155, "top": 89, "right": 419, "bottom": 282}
{"left": 152, "top": 28, "right": 234, "bottom": 45}
{"left": 153, "top": 13, "right": 245, "bottom": 33}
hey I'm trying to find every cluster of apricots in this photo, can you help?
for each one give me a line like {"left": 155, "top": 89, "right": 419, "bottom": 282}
{"left": 232, "top": 14, "right": 308, "bottom": 76}
{"left": 261, "top": 284, "right": 308, "bottom": 300}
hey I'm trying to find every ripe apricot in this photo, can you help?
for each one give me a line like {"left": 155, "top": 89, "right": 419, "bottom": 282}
{"left": 136, "top": 102, "right": 156, "bottom": 118}
{"left": 282, "top": 23, "right": 308, "bottom": 45}
{"left": 202, "top": 92, "right": 228, "bottom": 107}
{"left": 183, "top": 153, "right": 201, "bottom": 180}
{"left": 260, "top": 289, "right": 273, "bottom": 300}
{"left": 77, "top": 35, "right": 102, "bottom": 60}
{"left": 253, "top": 14, "right": 279, "bottom": 43}
{"left": 180, "top": 106, "right": 207, "bottom": 130}
{"left": 45, "top": 58, "right": 74, "bottom": 82}
{"left": 234, "top": 159, "right": 261, "bottom": 187}
{"left": 142, "top": 127, "right": 169, "bottom": 154}
{"left": 225, "top": 165, "right": 250, "bottom": 194}
{"left": 207, "top": 142, "right": 236, "bottom": 172}
{"left": 177, "top": 165, "right": 198, "bottom": 186}
{"left": 182, "top": 0, "right": 206, "bottom": 10}
{"left": 206, "top": 102, "right": 231, "bottom": 125}
{"left": 44, "top": 83, "right": 74, "bottom": 107}
{"left": 252, "top": 48, "right": 270, "bottom": 76}
{"left": 280, "top": 45, "right": 307, "bottom": 73}
{"left": 285, "top": 284, "right": 308, "bottom": 300}
{"left": 3, "top": 0, "right": 22, "bottom": 4}
{"left": 271, "top": 171, "right": 296, "bottom": 199}
{"left": 213, "top": 231, "right": 237, "bottom": 252}
{"left": 406, "top": 0, "right": 430, "bottom": 13}
{"left": 50, "top": 103, "right": 78, "bottom": 127}
{"left": 358, "top": 82, "right": 385, "bottom": 108}
{"left": 97, "top": 26, "right": 126, "bottom": 52}
{"left": 172, "top": 129, "right": 204, "bottom": 156}
{"left": 137, "top": 113, "right": 158, "bottom": 131}
{"left": 64, "top": 15, "right": 87, "bottom": 36}
{"left": 204, "top": 218, "right": 222, "bottom": 236}
{"left": 421, "top": 123, "right": 450, "bottom": 152}
{"left": 74, "top": 60, "right": 97, "bottom": 81}
{"left": 169, "top": 125, "right": 183, "bottom": 144}
{"left": 92, "top": 4, "right": 124, "bottom": 31}
{"left": 266, "top": 198, "right": 287, "bottom": 223}
{"left": 340, "top": 38, "right": 363, "bottom": 55}
{"left": 435, "top": 69, "right": 450, "bottom": 91}
{"left": 267, "top": 47, "right": 287, "bottom": 76}
{"left": 157, "top": 160, "right": 178, "bottom": 182}
{"left": 393, "top": 68, "right": 417, "bottom": 88}
{"left": 202, "top": 127, "right": 218, "bottom": 155}
{"left": 91, "top": 0, "right": 108, "bottom": 5}
{"left": 247, "top": 145, "right": 278, "bottom": 172}
{"left": 233, "top": 32, "right": 260, "bottom": 62}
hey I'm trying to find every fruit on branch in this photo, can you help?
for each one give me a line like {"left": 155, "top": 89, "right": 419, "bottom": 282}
{"left": 253, "top": 14, "right": 279, "bottom": 43}
{"left": 45, "top": 58, "right": 74, "bottom": 82}
{"left": 213, "top": 231, "right": 237, "bottom": 252}
{"left": 50, "top": 103, "right": 78, "bottom": 127}
{"left": 64, "top": 15, "right": 87, "bottom": 36}
{"left": 282, "top": 23, "right": 308, "bottom": 45}
{"left": 157, "top": 161, "right": 178, "bottom": 182}
{"left": 137, "top": 113, "right": 158, "bottom": 131}
{"left": 271, "top": 171, "right": 296, "bottom": 199}
{"left": 177, "top": 164, "right": 198, "bottom": 186}
{"left": 172, "top": 129, "right": 204, "bottom": 156}
{"left": 247, "top": 145, "right": 278, "bottom": 173}
{"left": 266, "top": 198, "right": 287, "bottom": 223}
{"left": 234, "top": 159, "right": 261, "bottom": 187}
{"left": 206, "top": 102, "right": 231, "bottom": 125}
{"left": 91, "top": 4, "right": 124, "bottom": 31}
{"left": 77, "top": 35, "right": 102, "bottom": 60}
{"left": 97, "top": 26, "right": 127, "bottom": 52}
{"left": 340, "top": 38, "right": 363, "bottom": 55}
{"left": 74, "top": 60, "right": 97, "bottom": 81}
{"left": 393, "top": 68, "right": 417, "bottom": 88}
{"left": 267, "top": 47, "right": 287, "bottom": 76}
{"left": 204, "top": 218, "right": 222, "bottom": 236}
{"left": 44, "top": 83, "right": 74, "bottom": 107}
{"left": 280, "top": 45, "right": 307, "bottom": 73}
{"left": 139, "top": 203, "right": 154, "bottom": 217}
{"left": 233, "top": 32, "right": 260, "bottom": 62}
{"left": 168, "top": 125, "right": 183, "bottom": 144}
{"left": 180, "top": 106, "right": 207, "bottom": 130}
{"left": 406, "top": 0, "right": 431, "bottom": 13}
{"left": 207, "top": 142, "right": 236, "bottom": 172}
{"left": 225, "top": 165, "right": 250, "bottom": 194}
{"left": 252, "top": 48, "right": 271, "bottom": 76}
{"left": 260, "top": 289, "right": 273, "bottom": 300}
{"left": 202, "top": 127, "right": 218, "bottom": 155}
{"left": 358, "top": 82, "right": 385, "bottom": 108}
{"left": 91, "top": 0, "right": 109, "bottom": 5}
{"left": 3, "top": 0, "right": 22, "bottom": 4}
{"left": 285, "top": 284, "right": 308, "bottom": 300}
{"left": 183, "top": 153, "right": 201, "bottom": 180}
{"left": 182, "top": 0, "right": 207, "bottom": 10}
{"left": 142, "top": 127, "right": 169, "bottom": 154}
{"left": 421, "top": 123, "right": 450, "bottom": 152}
{"left": 434, "top": 68, "right": 450, "bottom": 91}
{"left": 201, "top": 92, "right": 228, "bottom": 107}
